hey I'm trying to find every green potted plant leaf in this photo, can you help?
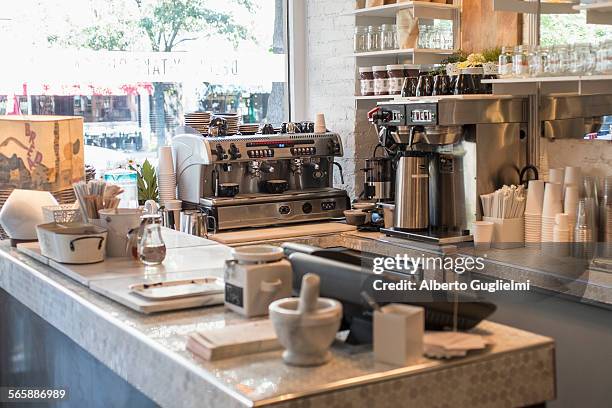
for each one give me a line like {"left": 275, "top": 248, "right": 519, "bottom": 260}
{"left": 129, "top": 159, "right": 159, "bottom": 205}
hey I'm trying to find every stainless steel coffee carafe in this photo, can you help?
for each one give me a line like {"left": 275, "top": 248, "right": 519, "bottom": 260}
{"left": 394, "top": 152, "right": 429, "bottom": 230}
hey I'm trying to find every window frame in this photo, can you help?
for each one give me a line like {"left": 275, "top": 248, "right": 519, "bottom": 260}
{"left": 287, "top": 0, "right": 307, "bottom": 122}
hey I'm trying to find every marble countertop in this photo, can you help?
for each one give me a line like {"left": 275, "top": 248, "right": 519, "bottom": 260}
{"left": 0, "top": 232, "right": 556, "bottom": 408}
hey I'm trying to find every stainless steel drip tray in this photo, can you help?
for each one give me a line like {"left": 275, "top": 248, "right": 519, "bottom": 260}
{"left": 200, "top": 188, "right": 347, "bottom": 207}
{"left": 381, "top": 227, "right": 473, "bottom": 245}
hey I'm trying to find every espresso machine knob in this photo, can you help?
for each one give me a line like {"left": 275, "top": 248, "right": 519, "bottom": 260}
{"left": 229, "top": 143, "right": 242, "bottom": 160}
{"left": 214, "top": 144, "right": 228, "bottom": 160}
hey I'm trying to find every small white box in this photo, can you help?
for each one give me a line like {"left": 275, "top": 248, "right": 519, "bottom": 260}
{"left": 374, "top": 303, "right": 424, "bottom": 366}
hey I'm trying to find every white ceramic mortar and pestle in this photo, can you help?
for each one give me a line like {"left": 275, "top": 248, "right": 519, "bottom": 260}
{"left": 269, "top": 273, "right": 342, "bottom": 366}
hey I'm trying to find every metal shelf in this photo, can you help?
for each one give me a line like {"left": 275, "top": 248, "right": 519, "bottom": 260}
{"left": 493, "top": 0, "right": 579, "bottom": 14}
{"left": 573, "top": 2, "right": 612, "bottom": 24}
{"left": 354, "top": 95, "right": 395, "bottom": 100}
{"left": 353, "top": 1, "right": 459, "bottom": 20}
{"left": 353, "top": 48, "right": 456, "bottom": 64}
{"left": 482, "top": 75, "right": 612, "bottom": 95}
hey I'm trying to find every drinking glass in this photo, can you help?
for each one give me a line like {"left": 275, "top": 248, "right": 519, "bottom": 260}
{"left": 513, "top": 45, "right": 529, "bottom": 78}
{"left": 583, "top": 176, "right": 600, "bottom": 206}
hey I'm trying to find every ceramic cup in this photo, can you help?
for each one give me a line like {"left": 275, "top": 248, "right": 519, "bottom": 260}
{"left": 94, "top": 208, "right": 143, "bottom": 257}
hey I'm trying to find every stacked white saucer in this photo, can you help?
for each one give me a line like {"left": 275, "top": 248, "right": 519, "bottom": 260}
{"left": 525, "top": 180, "right": 545, "bottom": 247}
{"left": 158, "top": 146, "right": 177, "bottom": 206}
{"left": 541, "top": 182, "right": 563, "bottom": 242}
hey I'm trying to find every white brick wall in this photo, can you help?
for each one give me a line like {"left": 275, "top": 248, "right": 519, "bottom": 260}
{"left": 305, "top": 0, "right": 385, "bottom": 200}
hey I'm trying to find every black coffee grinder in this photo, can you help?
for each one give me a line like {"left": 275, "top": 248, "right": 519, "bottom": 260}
{"left": 362, "top": 155, "right": 394, "bottom": 202}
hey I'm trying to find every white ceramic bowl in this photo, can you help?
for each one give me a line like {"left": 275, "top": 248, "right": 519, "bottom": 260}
{"left": 231, "top": 245, "right": 284, "bottom": 263}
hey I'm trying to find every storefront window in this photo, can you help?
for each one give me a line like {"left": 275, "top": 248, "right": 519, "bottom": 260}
{"left": 541, "top": 11, "right": 612, "bottom": 46}
{"left": 0, "top": 0, "right": 289, "bottom": 171}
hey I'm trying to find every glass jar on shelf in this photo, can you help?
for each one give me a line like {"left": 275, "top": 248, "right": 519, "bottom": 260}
{"left": 544, "top": 45, "right": 558, "bottom": 76}
{"left": 367, "top": 25, "right": 382, "bottom": 52}
{"left": 597, "top": 40, "right": 612, "bottom": 74}
{"left": 557, "top": 44, "right": 572, "bottom": 76}
{"left": 512, "top": 45, "right": 529, "bottom": 78}
{"left": 354, "top": 26, "right": 368, "bottom": 53}
{"left": 381, "top": 24, "right": 397, "bottom": 50}
{"left": 571, "top": 43, "right": 592, "bottom": 75}
{"left": 418, "top": 25, "right": 430, "bottom": 49}
{"left": 498, "top": 46, "right": 514, "bottom": 78}
{"left": 528, "top": 46, "right": 547, "bottom": 77}
{"left": 442, "top": 26, "right": 454, "bottom": 50}
{"left": 579, "top": 43, "right": 596, "bottom": 76}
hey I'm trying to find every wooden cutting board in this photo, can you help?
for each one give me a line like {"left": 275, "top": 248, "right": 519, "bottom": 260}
{"left": 210, "top": 222, "right": 357, "bottom": 245}
{"left": 187, "top": 319, "right": 281, "bottom": 361}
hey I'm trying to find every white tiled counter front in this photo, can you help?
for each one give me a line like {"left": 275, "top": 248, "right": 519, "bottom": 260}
{"left": 0, "top": 237, "right": 556, "bottom": 408}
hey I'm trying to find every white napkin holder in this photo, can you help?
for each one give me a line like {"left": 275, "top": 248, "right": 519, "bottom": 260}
{"left": 482, "top": 217, "right": 524, "bottom": 249}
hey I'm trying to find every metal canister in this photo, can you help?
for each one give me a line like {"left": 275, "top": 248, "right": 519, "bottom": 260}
{"left": 394, "top": 151, "right": 429, "bottom": 230}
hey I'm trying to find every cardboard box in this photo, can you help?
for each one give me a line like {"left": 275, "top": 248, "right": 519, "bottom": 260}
{"left": 0, "top": 116, "right": 85, "bottom": 192}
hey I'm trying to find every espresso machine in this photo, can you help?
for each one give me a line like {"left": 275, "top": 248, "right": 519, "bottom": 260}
{"left": 369, "top": 96, "right": 528, "bottom": 244}
{"left": 172, "top": 132, "right": 349, "bottom": 231}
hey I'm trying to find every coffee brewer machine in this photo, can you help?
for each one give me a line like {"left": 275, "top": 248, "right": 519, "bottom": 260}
{"left": 369, "top": 96, "right": 528, "bottom": 244}
{"left": 172, "top": 132, "right": 349, "bottom": 231}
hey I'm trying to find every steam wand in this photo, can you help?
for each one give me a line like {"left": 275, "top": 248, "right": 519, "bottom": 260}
{"left": 333, "top": 162, "right": 344, "bottom": 184}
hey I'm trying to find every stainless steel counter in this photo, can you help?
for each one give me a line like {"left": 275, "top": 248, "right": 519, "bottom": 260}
{"left": 0, "top": 236, "right": 556, "bottom": 408}
{"left": 333, "top": 231, "right": 612, "bottom": 308}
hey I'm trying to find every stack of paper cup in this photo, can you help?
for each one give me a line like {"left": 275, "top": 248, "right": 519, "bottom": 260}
{"left": 563, "top": 166, "right": 582, "bottom": 191}
{"left": 525, "top": 180, "right": 545, "bottom": 247}
{"left": 549, "top": 168, "right": 565, "bottom": 185}
{"left": 541, "top": 183, "right": 563, "bottom": 242}
{"left": 314, "top": 113, "right": 327, "bottom": 134}
{"left": 553, "top": 213, "right": 570, "bottom": 242}
{"left": 552, "top": 213, "right": 571, "bottom": 256}
{"left": 158, "top": 146, "right": 177, "bottom": 205}
{"left": 564, "top": 185, "right": 579, "bottom": 234}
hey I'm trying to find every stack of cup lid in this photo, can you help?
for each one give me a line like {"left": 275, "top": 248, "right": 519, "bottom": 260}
{"left": 525, "top": 180, "right": 545, "bottom": 247}
{"left": 185, "top": 112, "right": 211, "bottom": 135}
{"left": 158, "top": 146, "right": 177, "bottom": 206}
